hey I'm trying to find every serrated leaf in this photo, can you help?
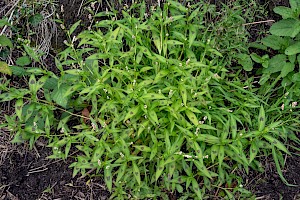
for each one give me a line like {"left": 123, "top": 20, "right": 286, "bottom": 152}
{"left": 264, "top": 54, "right": 286, "bottom": 74}
{"left": 52, "top": 85, "right": 69, "bottom": 108}
{"left": 261, "top": 35, "right": 285, "bottom": 50}
{"left": 290, "top": 0, "right": 300, "bottom": 11}
{"left": 270, "top": 19, "right": 300, "bottom": 37}
{"left": 0, "top": 61, "right": 12, "bottom": 75}
{"left": 0, "top": 35, "right": 13, "bottom": 48}
{"left": 16, "top": 56, "right": 32, "bottom": 66}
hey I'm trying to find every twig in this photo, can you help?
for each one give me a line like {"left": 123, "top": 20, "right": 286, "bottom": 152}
{"left": 242, "top": 20, "right": 275, "bottom": 26}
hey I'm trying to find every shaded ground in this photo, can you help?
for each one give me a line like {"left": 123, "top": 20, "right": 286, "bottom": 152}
{"left": 1, "top": 0, "right": 300, "bottom": 199}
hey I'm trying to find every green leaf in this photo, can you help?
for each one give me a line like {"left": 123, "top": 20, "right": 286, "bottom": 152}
{"left": 0, "top": 35, "right": 13, "bottom": 48}
{"left": 210, "top": 145, "right": 219, "bottom": 163}
{"left": 264, "top": 135, "right": 290, "bottom": 154}
{"left": 68, "top": 20, "right": 81, "bottom": 35}
{"left": 0, "top": 61, "right": 12, "bottom": 75}
{"left": 261, "top": 35, "right": 285, "bottom": 50}
{"left": 148, "top": 110, "right": 159, "bottom": 125}
{"left": 188, "top": 24, "right": 197, "bottom": 48}
{"left": 280, "top": 62, "right": 294, "bottom": 77}
{"left": 15, "top": 99, "right": 23, "bottom": 120}
{"left": 258, "top": 105, "right": 266, "bottom": 131}
{"left": 185, "top": 110, "right": 198, "bottom": 126}
{"left": 188, "top": 7, "right": 200, "bottom": 21}
{"left": 16, "top": 56, "right": 31, "bottom": 66}
{"left": 52, "top": 85, "right": 69, "bottom": 108}
{"left": 273, "top": 6, "right": 294, "bottom": 19}
{"left": 192, "top": 178, "right": 203, "bottom": 199}
{"left": 270, "top": 19, "right": 300, "bottom": 37}
{"left": 237, "top": 54, "right": 253, "bottom": 71}
{"left": 155, "top": 160, "right": 165, "bottom": 181}
{"left": 249, "top": 141, "right": 258, "bottom": 163}
{"left": 0, "top": 19, "right": 10, "bottom": 28}
{"left": 104, "top": 165, "right": 113, "bottom": 192}
{"left": 169, "top": 1, "right": 187, "bottom": 13}
{"left": 141, "top": 93, "right": 167, "bottom": 100}
{"left": 153, "top": 70, "right": 169, "bottom": 84}
{"left": 218, "top": 146, "right": 225, "bottom": 168}
{"left": 178, "top": 84, "right": 187, "bottom": 106}
{"left": 290, "top": 0, "right": 300, "bottom": 11}
{"left": 132, "top": 161, "right": 141, "bottom": 185}
{"left": 292, "top": 72, "right": 300, "bottom": 82}
{"left": 285, "top": 41, "right": 300, "bottom": 55}
{"left": 29, "top": 13, "right": 43, "bottom": 26}
{"left": 124, "top": 106, "right": 140, "bottom": 122}
{"left": 264, "top": 54, "right": 286, "bottom": 74}
{"left": 272, "top": 146, "right": 297, "bottom": 186}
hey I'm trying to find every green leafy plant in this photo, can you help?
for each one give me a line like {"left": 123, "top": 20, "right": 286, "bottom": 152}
{"left": 0, "top": 1, "right": 297, "bottom": 199}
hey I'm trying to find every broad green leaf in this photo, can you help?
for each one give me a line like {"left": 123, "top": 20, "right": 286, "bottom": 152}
{"left": 0, "top": 19, "right": 10, "bottom": 28}
{"left": 16, "top": 56, "right": 31, "bottom": 66}
{"left": 259, "top": 73, "right": 270, "bottom": 85}
{"left": 52, "top": 85, "right": 69, "bottom": 108}
{"left": 124, "top": 106, "right": 140, "bottom": 122}
{"left": 0, "top": 61, "right": 12, "bottom": 75}
{"left": 23, "top": 44, "right": 40, "bottom": 62}
{"left": 290, "top": 0, "right": 300, "bottom": 11}
{"left": 263, "top": 54, "right": 286, "bottom": 74}
{"left": 270, "top": 19, "right": 300, "bottom": 37}
{"left": 237, "top": 54, "right": 253, "bottom": 71}
{"left": 285, "top": 41, "right": 300, "bottom": 55}
{"left": 280, "top": 62, "right": 294, "bottom": 77}
{"left": 29, "top": 75, "right": 37, "bottom": 93}
{"left": 292, "top": 72, "right": 300, "bottom": 82}
{"left": 261, "top": 35, "right": 285, "bottom": 50}
{"left": 0, "top": 35, "right": 13, "bottom": 48}
{"left": 258, "top": 106, "right": 266, "bottom": 131}
{"left": 273, "top": 6, "right": 294, "bottom": 19}
{"left": 185, "top": 110, "right": 198, "bottom": 126}
{"left": 68, "top": 20, "right": 81, "bottom": 36}
{"left": 264, "top": 135, "right": 290, "bottom": 154}
{"left": 132, "top": 161, "right": 141, "bottom": 185}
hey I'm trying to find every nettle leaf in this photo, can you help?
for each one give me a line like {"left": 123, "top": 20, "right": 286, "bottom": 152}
{"left": 0, "top": 61, "right": 12, "bottom": 75}
{"left": 0, "top": 35, "right": 13, "bottom": 48}
{"left": 270, "top": 19, "right": 300, "bottom": 37}
{"left": 273, "top": 6, "right": 295, "bottom": 19}
{"left": 280, "top": 62, "right": 295, "bottom": 77}
{"left": 236, "top": 54, "right": 253, "bottom": 71}
{"left": 263, "top": 54, "right": 286, "bottom": 74}
{"left": 285, "top": 41, "right": 300, "bottom": 55}
{"left": 16, "top": 56, "right": 32, "bottom": 66}
{"left": 261, "top": 35, "right": 285, "bottom": 50}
